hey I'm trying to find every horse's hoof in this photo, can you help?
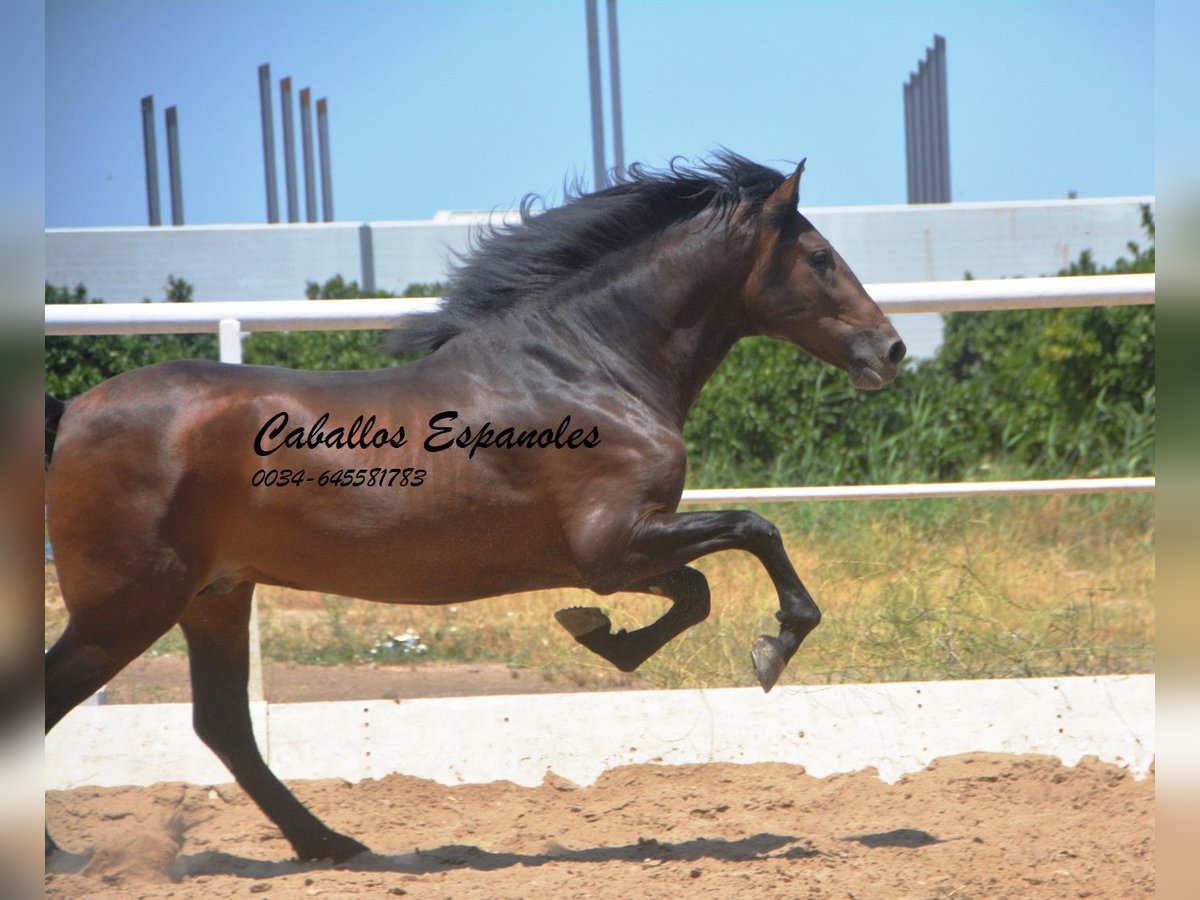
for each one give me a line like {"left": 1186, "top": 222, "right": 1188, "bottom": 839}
{"left": 750, "top": 635, "right": 788, "bottom": 693}
{"left": 555, "top": 606, "right": 611, "bottom": 638}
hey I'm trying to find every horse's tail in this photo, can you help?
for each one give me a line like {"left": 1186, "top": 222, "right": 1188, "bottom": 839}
{"left": 45, "top": 394, "right": 68, "bottom": 466}
{"left": 46, "top": 393, "right": 67, "bottom": 435}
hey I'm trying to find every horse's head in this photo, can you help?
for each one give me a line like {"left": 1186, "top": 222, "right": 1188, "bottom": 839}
{"left": 742, "top": 161, "right": 905, "bottom": 390}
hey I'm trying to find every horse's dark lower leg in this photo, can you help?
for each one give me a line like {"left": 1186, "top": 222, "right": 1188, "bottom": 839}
{"left": 573, "top": 509, "right": 819, "bottom": 691}
{"left": 555, "top": 566, "right": 711, "bottom": 671}
{"left": 178, "top": 584, "right": 368, "bottom": 863}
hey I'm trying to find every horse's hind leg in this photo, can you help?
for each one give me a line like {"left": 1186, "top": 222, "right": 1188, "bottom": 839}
{"left": 178, "top": 583, "right": 368, "bottom": 863}
{"left": 554, "top": 565, "right": 711, "bottom": 672}
{"left": 46, "top": 591, "right": 189, "bottom": 733}
{"left": 45, "top": 583, "right": 190, "bottom": 855}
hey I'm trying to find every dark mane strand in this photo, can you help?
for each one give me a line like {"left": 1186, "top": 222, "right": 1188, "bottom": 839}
{"left": 390, "top": 151, "right": 787, "bottom": 352}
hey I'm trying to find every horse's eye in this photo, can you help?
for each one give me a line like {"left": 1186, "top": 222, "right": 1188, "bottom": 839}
{"left": 810, "top": 249, "right": 830, "bottom": 268}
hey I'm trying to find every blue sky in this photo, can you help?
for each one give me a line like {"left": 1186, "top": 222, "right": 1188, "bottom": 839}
{"left": 46, "top": 0, "right": 1156, "bottom": 228}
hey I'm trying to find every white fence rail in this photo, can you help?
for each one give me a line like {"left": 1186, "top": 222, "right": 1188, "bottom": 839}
{"left": 680, "top": 477, "right": 1154, "bottom": 505}
{"left": 44, "top": 273, "right": 1154, "bottom": 335}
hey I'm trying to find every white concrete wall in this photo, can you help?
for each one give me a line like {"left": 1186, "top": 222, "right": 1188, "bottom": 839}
{"left": 45, "top": 675, "right": 1153, "bottom": 791}
{"left": 46, "top": 222, "right": 366, "bottom": 302}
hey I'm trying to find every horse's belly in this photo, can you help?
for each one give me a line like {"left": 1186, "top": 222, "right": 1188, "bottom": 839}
{"left": 232, "top": 496, "right": 580, "bottom": 604}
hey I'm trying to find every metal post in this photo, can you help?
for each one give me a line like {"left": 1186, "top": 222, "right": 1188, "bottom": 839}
{"left": 912, "top": 61, "right": 925, "bottom": 203}
{"left": 358, "top": 224, "right": 376, "bottom": 295}
{"left": 919, "top": 58, "right": 934, "bottom": 203}
{"left": 300, "top": 88, "right": 317, "bottom": 223}
{"left": 140, "top": 96, "right": 161, "bottom": 227}
{"left": 584, "top": 0, "right": 607, "bottom": 189}
{"left": 258, "top": 64, "right": 279, "bottom": 224}
{"left": 933, "top": 35, "right": 951, "bottom": 202}
{"left": 927, "top": 58, "right": 937, "bottom": 202}
{"left": 317, "top": 98, "right": 334, "bottom": 222}
{"left": 927, "top": 44, "right": 943, "bottom": 202}
{"left": 165, "top": 106, "right": 184, "bottom": 226}
{"left": 605, "top": 0, "right": 624, "bottom": 175}
{"left": 280, "top": 77, "right": 299, "bottom": 223}
{"left": 903, "top": 81, "right": 915, "bottom": 203}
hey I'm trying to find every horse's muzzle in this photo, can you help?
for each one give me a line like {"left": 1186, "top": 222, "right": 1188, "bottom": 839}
{"left": 849, "top": 334, "right": 906, "bottom": 391}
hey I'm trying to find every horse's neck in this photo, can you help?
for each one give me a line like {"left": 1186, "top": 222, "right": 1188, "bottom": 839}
{"left": 569, "top": 231, "right": 751, "bottom": 428}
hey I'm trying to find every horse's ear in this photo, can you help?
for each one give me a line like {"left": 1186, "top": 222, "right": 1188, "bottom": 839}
{"left": 765, "top": 159, "right": 806, "bottom": 222}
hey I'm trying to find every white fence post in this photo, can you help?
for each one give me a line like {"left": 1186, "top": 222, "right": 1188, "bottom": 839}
{"left": 214, "top": 317, "right": 263, "bottom": 702}
{"left": 217, "top": 317, "right": 243, "bottom": 365}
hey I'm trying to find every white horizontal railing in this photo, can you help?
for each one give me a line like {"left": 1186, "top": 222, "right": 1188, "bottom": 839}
{"left": 45, "top": 297, "right": 442, "bottom": 335}
{"left": 679, "top": 477, "right": 1154, "bottom": 505}
{"left": 43, "top": 274, "right": 1155, "bottom": 335}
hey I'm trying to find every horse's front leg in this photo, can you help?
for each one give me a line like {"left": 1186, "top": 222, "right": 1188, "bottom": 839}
{"left": 567, "top": 509, "right": 819, "bottom": 692}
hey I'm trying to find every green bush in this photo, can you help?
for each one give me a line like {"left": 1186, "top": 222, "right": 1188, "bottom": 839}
{"left": 685, "top": 207, "right": 1154, "bottom": 485}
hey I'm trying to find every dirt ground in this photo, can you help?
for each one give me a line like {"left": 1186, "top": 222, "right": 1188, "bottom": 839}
{"left": 45, "top": 755, "right": 1153, "bottom": 899}
{"left": 47, "top": 662, "right": 1154, "bottom": 898}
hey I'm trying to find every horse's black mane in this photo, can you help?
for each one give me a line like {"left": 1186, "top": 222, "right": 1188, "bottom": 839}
{"left": 391, "top": 151, "right": 787, "bottom": 352}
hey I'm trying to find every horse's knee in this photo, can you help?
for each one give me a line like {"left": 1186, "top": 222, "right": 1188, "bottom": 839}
{"left": 736, "top": 511, "right": 782, "bottom": 548}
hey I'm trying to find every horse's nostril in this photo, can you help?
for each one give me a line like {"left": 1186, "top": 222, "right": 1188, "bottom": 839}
{"left": 887, "top": 339, "right": 907, "bottom": 365}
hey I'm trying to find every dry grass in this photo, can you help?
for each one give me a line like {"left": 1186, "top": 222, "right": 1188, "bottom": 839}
{"left": 44, "top": 494, "right": 1153, "bottom": 689}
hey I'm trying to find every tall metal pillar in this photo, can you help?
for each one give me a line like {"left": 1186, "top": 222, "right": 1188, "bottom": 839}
{"left": 903, "top": 81, "right": 916, "bottom": 203}
{"left": 584, "top": 0, "right": 607, "bottom": 189}
{"left": 932, "top": 35, "right": 951, "bottom": 202}
{"left": 300, "top": 88, "right": 317, "bottom": 223}
{"left": 605, "top": 0, "right": 624, "bottom": 175}
{"left": 165, "top": 106, "right": 184, "bottom": 225}
{"left": 317, "top": 98, "right": 334, "bottom": 222}
{"left": 140, "top": 96, "right": 161, "bottom": 226}
{"left": 280, "top": 77, "right": 299, "bottom": 223}
{"left": 258, "top": 64, "right": 279, "bottom": 223}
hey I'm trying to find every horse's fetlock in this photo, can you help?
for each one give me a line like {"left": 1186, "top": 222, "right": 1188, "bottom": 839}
{"left": 776, "top": 604, "right": 821, "bottom": 632}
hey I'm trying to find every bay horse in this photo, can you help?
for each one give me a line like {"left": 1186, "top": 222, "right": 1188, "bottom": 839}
{"left": 45, "top": 153, "right": 905, "bottom": 862}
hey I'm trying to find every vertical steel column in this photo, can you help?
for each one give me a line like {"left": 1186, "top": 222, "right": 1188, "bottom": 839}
{"left": 280, "top": 77, "right": 299, "bottom": 223}
{"left": 933, "top": 35, "right": 951, "bottom": 202}
{"left": 915, "top": 59, "right": 929, "bottom": 203}
{"left": 165, "top": 106, "right": 184, "bottom": 226}
{"left": 141, "top": 96, "right": 161, "bottom": 227}
{"left": 358, "top": 224, "right": 376, "bottom": 295}
{"left": 922, "top": 57, "right": 936, "bottom": 202}
{"left": 606, "top": 0, "right": 624, "bottom": 175}
{"left": 926, "top": 44, "right": 944, "bottom": 202}
{"left": 317, "top": 98, "right": 334, "bottom": 222}
{"left": 300, "top": 88, "right": 317, "bottom": 223}
{"left": 585, "top": 0, "right": 607, "bottom": 189}
{"left": 903, "top": 81, "right": 916, "bottom": 203}
{"left": 258, "top": 64, "right": 279, "bottom": 224}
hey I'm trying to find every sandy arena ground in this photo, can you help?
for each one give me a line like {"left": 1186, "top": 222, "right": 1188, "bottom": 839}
{"left": 44, "top": 661, "right": 1154, "bottom": 897}
{"left": 46, "top": 752, "right": 1152, "bottom": 899}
